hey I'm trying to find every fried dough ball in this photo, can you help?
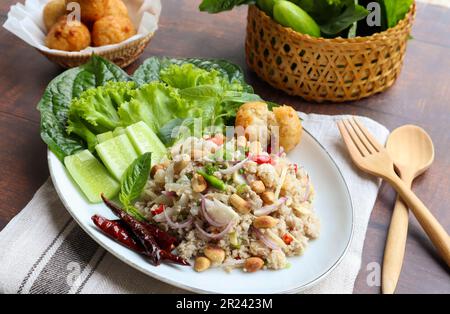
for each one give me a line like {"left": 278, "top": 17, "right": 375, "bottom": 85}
{"left": 67, "top": 0, "right": 107, "bottom": 23}
{"left": 43, "top": 0, "right": 67, "bottom": 31}
{"left": 92, "top": 15, "right": 136, "bottom": 46}
{"left": 46, "top": 16, "right": 91, "bottom": 51}
{"left": 272, "top": 105, "right": 302, "bottom": 152}
{"left": 235, "top": 102, "right": 302, "bottom": 152}
{"left": 104, "top": 0, "right": 129, "bottom": 17}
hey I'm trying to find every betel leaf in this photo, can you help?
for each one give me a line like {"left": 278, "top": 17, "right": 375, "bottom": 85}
{"left": 38, "top": 55, "right": 131, "bottom": 161}
{"left": 119, "top": 152, "right": 152, "bottom": 209}
{"left": 199, "top": 0, "right": 255, "bottom": 13}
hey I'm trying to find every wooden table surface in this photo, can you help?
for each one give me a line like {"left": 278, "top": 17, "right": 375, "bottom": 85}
{"left": 1, "top": 0, "right": 449, "bottom": 294}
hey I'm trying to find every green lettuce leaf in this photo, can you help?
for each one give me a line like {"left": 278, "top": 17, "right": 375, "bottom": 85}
{"left": 67, "top": 81, "right": 136, "bottom": 148}
{"left": 160, "top": 63, "right": 224, "bottom": 89}
{"left": 118, "top": 82, "right": 186, "bottom": 132}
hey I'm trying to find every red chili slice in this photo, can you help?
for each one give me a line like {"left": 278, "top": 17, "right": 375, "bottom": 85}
{"left": 282, "top": 233, "right": 293, "bottom": 245}
{"left": 252, "top": 155, "right": 272, "bottom": 164}
{"left": 152, "top": 204, "right": 165, "bottom": 216}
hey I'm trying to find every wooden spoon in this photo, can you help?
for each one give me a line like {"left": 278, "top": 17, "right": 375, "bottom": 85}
{"left": 382, "top": 125, "right": 435, "bottom": 294}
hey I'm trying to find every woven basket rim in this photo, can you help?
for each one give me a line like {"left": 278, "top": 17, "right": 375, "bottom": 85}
{"left": 37, "top": 32, "right": 154, "bottom": 58}
{"left": 251, "top": 1, "right": 416, "bottom": 45}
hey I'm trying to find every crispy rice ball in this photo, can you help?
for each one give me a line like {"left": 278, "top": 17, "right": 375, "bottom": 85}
{"left": 43, "top": 0, "right": 67, "bottom": 31}
{"left": 235, "top": 101, "right": 276, "bottom": 144}
{"left": 235, "top": 102, "right": 302, "bottom": 152}
{"left": 235, "top": 102, "right": 273, "bottom": 131}
{"left": 272, "top": 105, "right": 302, "bottom": 152}
{"left": 104, "top": 0, "right": 129, "bottom": 17}
{"left": 67, "top": 0, "right": 107, "bottom": 23}
{"left": 92, "top": 15, "right": 136, "bottom": 46}
{"left": 46, "top": 16, "right": 91, "bottom": 51}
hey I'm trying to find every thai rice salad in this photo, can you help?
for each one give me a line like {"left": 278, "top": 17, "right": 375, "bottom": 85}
{"left": 135, "top": 134, "right": 320, "bottom": 273}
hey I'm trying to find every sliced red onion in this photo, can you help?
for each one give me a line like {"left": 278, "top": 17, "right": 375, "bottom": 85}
{"left": 275, "top": 147, "right": 285, "bottom": 157}
{"left": 252, "top": 227, "right": 280, "bottom": 250}
{"left": 201, "top": 196, "right": 227, "bottom": 227}
{"left": 163, "top": 208, "right": 193, "bottom": 229}
{"left": 162, "top": 191, "right": 177, "bottom": 198}
{"left": 195, "top": 220, "right": 234, "bottom": 240}
{"left": 302, "top": 183, "right": 311, "bottom": 202}
{"left": 219, "top": 157, "right": 249, "bottom": 175}
{"left": 254, "top": 197, "right": 287, "bottom": 216}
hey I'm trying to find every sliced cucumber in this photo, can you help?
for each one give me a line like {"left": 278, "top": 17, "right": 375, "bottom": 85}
{"left": 113, "top": 127, "right": 126, "bottom": 137}
{"left": 96, "top": 131, "right": 114, "bottom": 143}
{"left": 96, "top": 134, "right": 138, "bottom": 181}
{"left": 125, "top": 121, "right": 167, "bottom": 165}
{"left": 64, "top": 150, "right": 119, "bottom": 203}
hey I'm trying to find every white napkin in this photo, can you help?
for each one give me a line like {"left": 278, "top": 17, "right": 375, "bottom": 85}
{"left": 2, "top": 0, "right": 161, "bottom": 54}
{"left": 0, "top": 113, "right": 389, "bottom": 294}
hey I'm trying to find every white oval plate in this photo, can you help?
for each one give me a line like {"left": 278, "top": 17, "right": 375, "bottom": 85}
{"left": 48, "top": 129, "right": 353, "bottom": 294}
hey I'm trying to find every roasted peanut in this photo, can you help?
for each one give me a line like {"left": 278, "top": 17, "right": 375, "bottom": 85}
{"left": 229, "top": 193, "right": 251, "bottom": 214}
{"left": 150, "top": 164, "right": 165, "bottom": 178}
{"left": 204, "top": 246, "right": 225, "bottom": 264}
{"left": 191, "top": 173, "right": 207, "bottom": 193}
{"left": 244, "top": 257, "right": 264, "bottom": 273}
{"left": 261, "top": 191, "right": 275, "bottom": 205}
{"left": 253, "top": 216, "right": 278, "bottom": 229}
{"left": 250, "top": 180, "right": 266, "bottom": 194}
{"left": 174, "top": 159, "right": 189, "bottom": 174}
{"left": 191, "top": 149, "right": 204, "bottom": 161}
{"left": 194, "top": 256, "right": 211, "bottom": 272}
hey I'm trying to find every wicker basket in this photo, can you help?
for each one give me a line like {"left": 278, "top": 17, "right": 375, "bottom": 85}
{"left": 245, "top": 4, "right": 416, "bottom": 102}
{"left": 38, "top": 33, "right": 154, "bottom": 69}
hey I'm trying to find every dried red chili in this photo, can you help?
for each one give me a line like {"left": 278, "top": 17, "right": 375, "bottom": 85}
{"left": 101, "top": 195, "right": 189, "bottom": 266}
{"left": 92, "top": 215, "right": 144, "bottom": 252}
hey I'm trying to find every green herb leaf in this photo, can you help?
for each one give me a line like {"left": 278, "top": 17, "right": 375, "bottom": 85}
{"left": 119, "top": 152, "right": 152, "bottom": 207}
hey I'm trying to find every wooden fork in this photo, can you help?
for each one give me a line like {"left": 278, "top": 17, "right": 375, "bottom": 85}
{"left": 337, "top": 117, "right": 450, "bottom": 267}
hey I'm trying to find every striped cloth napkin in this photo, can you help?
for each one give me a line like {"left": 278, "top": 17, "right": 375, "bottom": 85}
{"left": 0, "top": 113, "right": 389, "bottom": 294}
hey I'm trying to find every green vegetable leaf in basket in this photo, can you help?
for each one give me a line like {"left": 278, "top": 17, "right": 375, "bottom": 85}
{"left": 199, "top": 0, "right": 256, "bottom": 13}
{"left": 380, "top": 0, "right": 414, "bottom": 29}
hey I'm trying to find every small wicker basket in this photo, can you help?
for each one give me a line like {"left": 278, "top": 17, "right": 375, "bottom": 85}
{"left": 39, "top": 33, "right": 154, "bottom": 69}
{"left": 245, "top": 4, "right": 416, "bottom": 102}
